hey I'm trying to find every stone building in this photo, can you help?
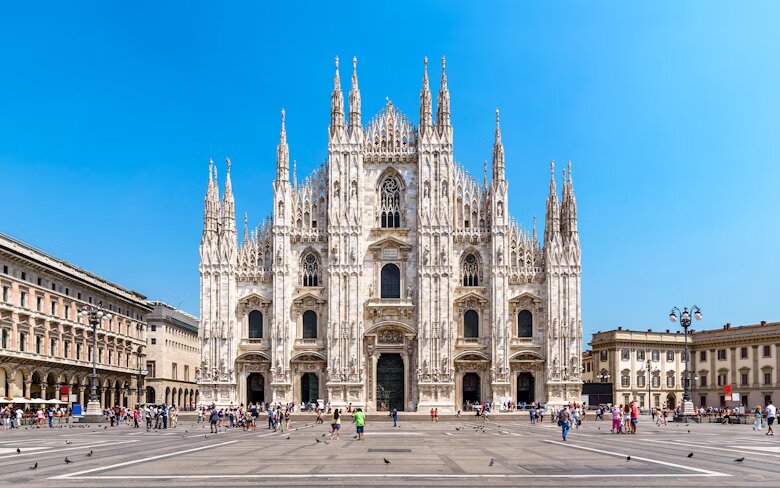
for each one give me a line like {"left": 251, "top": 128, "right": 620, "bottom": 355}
{"left": 588, "top": 321, "right": 780, "bottom": 409}
{"left": 0, "top": 233, "right": 150, "bottom": 408}
{"left": 691, "top": 321, "right": 780, "bottom": 408}
{"left": 198, "top": 57, "right": 583, "bottom": 411}
{"left": 144, "top": 301, "right": 200, "bottom": 408}
{"left": 588, "top": 328, "right": 687, "bottom": 409}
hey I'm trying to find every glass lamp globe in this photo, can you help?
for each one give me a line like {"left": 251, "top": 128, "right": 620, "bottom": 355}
{"left": 669, "top": 313, "right": 677, "bottom": 323}
{"left": 694, "top": 311, "right": 702, "bottom": 321}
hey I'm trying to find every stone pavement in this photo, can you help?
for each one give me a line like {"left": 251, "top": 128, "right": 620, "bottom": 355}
{"left": 1, "top": 415, "right": 779, "bottom": 487}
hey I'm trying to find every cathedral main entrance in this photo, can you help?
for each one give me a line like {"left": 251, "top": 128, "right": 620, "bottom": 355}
{"left": 463, "top": 373, "right": 481, "bottom": 405}
{"left": 301, "top": 372, "right": 319, "bottom": 404}
{"left": 376, "top": 353, "right": 404, "bottom": 411}
{"left": 247, "top": 373, "right": 265, "bottom": 404}
{"left": 517, "top": 372, "right": 535, "bottom": 405}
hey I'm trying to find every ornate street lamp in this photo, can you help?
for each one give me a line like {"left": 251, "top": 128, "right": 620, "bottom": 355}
{"left": 136, "top": 345, "right": 145, "bottom": 407}
{"left": 77, "top": 305, "right": 113, "bottom": 420}
{"left": 669, "top": 305, "right": 701, "bottom": 416}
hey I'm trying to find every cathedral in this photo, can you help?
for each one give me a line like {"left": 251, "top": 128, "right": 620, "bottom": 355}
{"left": 197, "top": 57, "right": 583, "bottom": 411}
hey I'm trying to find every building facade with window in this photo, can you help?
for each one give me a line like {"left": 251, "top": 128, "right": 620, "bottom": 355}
{"left": 691, "top": 321, "right": 780, "bottom": 409}
{"left": 588, "top": 321, "right": 780, "bottom": 409}
{"left": 588, "top": 328, "right": 687, "bottom": 409}
{"left": 0, "top": 233, "right": 150, "bottom": 408}
{"left": 198, "top": 57, "right": 583, "bottom": 411}
{"left": 144, "top": 301, "right": 200, "bottom": 408}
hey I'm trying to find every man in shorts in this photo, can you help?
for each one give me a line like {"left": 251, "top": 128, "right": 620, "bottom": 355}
{"left": 630, "top": 401, "right": 639, "bottom": 434}
{"left": 766, "top": 400, "right": 776, "bottom": 436}
{"left": 353, "top": 408, "right": 365, "bottom": 441}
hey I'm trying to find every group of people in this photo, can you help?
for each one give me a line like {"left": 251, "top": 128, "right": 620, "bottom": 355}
{"left": 1, "top": 405, "right": 70, "bottom": 428}
{"left": 752, "top": 401, "right": 777, "bottom": 435}
{"left": 554, "top": 404, "right": 586, "bottom": 441}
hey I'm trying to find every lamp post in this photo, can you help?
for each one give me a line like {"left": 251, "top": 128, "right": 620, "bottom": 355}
{"left": 597, "top": 370, "right": 610, "bottom": 383}
{"left": 136, "top": 345, "right": 144, "bottom": 407}
{"left": 669, "top": 305, "right": 702, "bottom": 416}
{"left": 77, "top": 305, "right": 113, "bottom": 420}
{"left": 644, "top": 359, "right": 659, "bottom": 415}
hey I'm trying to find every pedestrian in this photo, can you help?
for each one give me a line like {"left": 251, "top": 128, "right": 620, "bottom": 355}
{"left": 430, "top": 408, "right": 435, "bottom": 422}
{"left": 529, "top": 406, "right": 536, "bottom": 424}
{"left": 353, "top": 407, "right": 365, "bottom": 441}
{"left": 630, "top": 401, "right": 639, "bottom": 434}
{"left": 753, "top": 405, "right": 763, "bottom": 431}
{"left": 391, "top": 407, "right": 398, "bottom": 427}
{"left": 209, "top": 408, "right": 219, "bottom": 433}
{"left": 539, "top": 406, "right": 545, "bottom": 423}
{"left": 434, "top": 407, "right": 439, "bottom": 422}
{"left": 572, "top": 407, "right": 580, "bottom": 430}
{"left": 47, "top": 407, "right": 54, "bottom": 428}
{"left": 766, "top": 400, "right": 776, "bottom": 436}
{"left": 558, "top": 406, "right": 571, "bottom": 441}
{"left": 331, "top": 409, "right": 341, "bottom": 440}
{"left": 612, "top": 405, "right": 622, "bottom": 434}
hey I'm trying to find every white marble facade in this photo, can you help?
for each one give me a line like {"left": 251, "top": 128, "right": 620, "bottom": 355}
{"left": 197, "top": 57, "right": 583, "bottom": 411}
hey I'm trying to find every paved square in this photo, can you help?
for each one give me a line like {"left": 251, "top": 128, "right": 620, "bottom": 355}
{"left": 1, "top": 416, "right": 779, "bottom": 487}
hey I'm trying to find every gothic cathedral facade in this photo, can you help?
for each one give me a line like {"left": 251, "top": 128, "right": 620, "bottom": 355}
{"left": 198, "top": 57, "right": 583, "bottom": 411}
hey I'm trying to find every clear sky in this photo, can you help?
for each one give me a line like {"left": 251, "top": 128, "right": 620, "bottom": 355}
{"left": 1, "top": 1, "right": 778, "bottom": 342}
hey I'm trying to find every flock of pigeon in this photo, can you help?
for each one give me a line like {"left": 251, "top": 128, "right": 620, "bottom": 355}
{"left": 13, "top": 419, "right": 750, "bottom": 472}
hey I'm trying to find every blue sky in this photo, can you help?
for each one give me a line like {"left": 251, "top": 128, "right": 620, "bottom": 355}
{"left": 1, "top": 1, "right": 778, "bottom": 342}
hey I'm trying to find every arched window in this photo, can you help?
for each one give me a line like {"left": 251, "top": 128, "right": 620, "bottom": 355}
{"left": 379, "top": 176, "right": 402, "bottom": 228}
{"left": 301, "top": 252, "right": 320, "bottom": 286}
{"left": 461, "top": 253, "right": 480, "bottom": 286}
{"left": 302, "top": 311, "right": 317, "bottom": 339}
{"left": 518, "top": 310, "right": 533, "bottom": 337}
{"left": 381, "top": 263, "right": 401, "bottom": 299}
{"left": 464, "top": 310, "right": 479, "bottom": 338}
{"left": 249, "top": 311, "right": 263, "bottom": 339}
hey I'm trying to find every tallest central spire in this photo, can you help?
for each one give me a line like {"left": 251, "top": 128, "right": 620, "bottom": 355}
{"left": 436, "top": 56, "right": 450, "bottom": 131}
{"left": 348, "top": 56, "right": 361, "bottom": 134}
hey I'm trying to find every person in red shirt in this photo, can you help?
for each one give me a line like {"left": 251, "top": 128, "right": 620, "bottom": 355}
{"left": 630, "top": 401, "right": 639, "bottom": 434}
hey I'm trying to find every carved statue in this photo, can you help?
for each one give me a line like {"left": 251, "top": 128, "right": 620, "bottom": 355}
{"left": 350, "top": 247, "right": 356, "bottom": 263}
{"left": 440, "top": 247, "right": 447, "bottom": 264}
{"left": 423, "top": 245, "right": 430, "bottom": 264}
{"left": 331, "top": 246, "right": 338, "bottom": 263}
{"left": 276, "top": 249, "right": 282, "bottom": 264}
{"left": 368, "top": 283, "right": 374, "bottom": 297}
{"left": 406, "top": 285, "right": 412, "bottom": 299}
{"left": 497, "top": 246, "right": 503, "bottom": 264}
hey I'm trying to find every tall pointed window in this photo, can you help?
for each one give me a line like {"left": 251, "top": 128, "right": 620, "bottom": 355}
{"left": 302, "top": 311, "right": 317, "bottom": 339}
{"left": 464, "top": 310, "right": 479, "bottom": 338}
{"left": 381, "top": 263, "right": 401, "bottom": 299}
{"left": 301, "top": 252, "right": 320, "bottom": 287}
{"left": 518, "top": 310, "right": 533, "bottom": 337}
{"left": 379, "top": 176, "right": 402, "bottom": 228}
{"left": 461, "top": 253, "right": 480, "bottom": 286}
{"left": 249, "top": 311, "right": 263, "bottom": 338}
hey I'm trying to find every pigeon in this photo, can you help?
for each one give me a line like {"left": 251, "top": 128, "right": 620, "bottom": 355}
{"left": 16, "top": 448, "right": 20, "bottom": 454}
{"left": 65, "top": 441, "right": 72, "bottom": 445}
{"left": 626, "top": 455, "right": 631, "bottom": 462}
{"left": 353, "top": 435, "right": 358, "bottom": 439}
{"left": 104, "top": 426, "right": 108, "bottom": 430}
{"left": 687, "top": 452, "right": 694, "bottom": 458}
{"left": 383, "top": 458, "right": 391, "bottom": 465}
{"left": 29, "top": 463, "right": 37, "bottom": 470}
{"left": 286, "top": 436, "right": 291, "bottom": 440}
{"left": 455, "top": 426, "right": 462, "bottom": 431}
{"left": 489, "top": 458, "right": 495, "bottom": 467}
{"left": 687, "top": 430, "right": 691, "bottom": 433}
{"left": 321, "top": 433, "right": 327, "bottom": 437}
{"left": 65, "top": 457, "right": 74, "bottom": 464}
{"left": 324, "top": 440, "right": 330, "bottom": 445}
{"left": 315, "top": 438, "right": 321, "bottom": 443}
{"left": 734, "top": 457, "right": 745, "bottom": 463}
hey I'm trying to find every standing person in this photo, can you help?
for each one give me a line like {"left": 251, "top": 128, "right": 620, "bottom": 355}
{"left": 612, "top": 405, "right": 622, "bottom": 434}
{"left": 430, "top": 408, "right": 435, "bottom": 422}
{"left": 133, "top": 407, "right": 139, "bottom": 428}
{"left": 47, "top": 407, "right": 54, "bottom": 428}
{"left": 766, "top": 400, "right": 776, "bottom": 436}
{"left": 558, "top": 406, "right": 571, "bottom": 441}
{"left": 331, "top": 409, "right": 341, "bottom": 440}
{"left": 391, "top": 407, "right": 398, "bottom": 427}
{"left": 630, "top": 401, "right": 639, "bottom": 434}
{"left": 434, "top": 407, "right": 439, "bottom": 422}
{"left": 572, "top": 407, "right": 580, "bottom": 430}
{"left": 209, "top": 408, "right": 219, "bottom": 434}
{"left": 753, "top": 405, "right": 763, "bottom": 431}
{"left": 353, "top": 408, "right": 365, "bottom": 441}
{"left": 529, "top": 406, "right": 536, "bottom": 424}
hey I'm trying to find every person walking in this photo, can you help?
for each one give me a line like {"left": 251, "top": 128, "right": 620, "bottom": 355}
{"left": 209, "top": 408, "right": 219, "bottom": 434}
{"left": 766, "top": 400, "right": 776, "bottom": 436}
{"left": 753, "top": 405, "right": 763, "bottom": 431}
{"left": 558, "top": 406, "right": 571, "bottom": 441}
{"left": 612, "top": 405, "right": 622, "bottom": 434}
{"left": 391, "top": 407, "right": 398, "bottom": 427}
{"left": 434, "top": 407, "right": 439, "bottom": 422}
{"left": 331, "top": 409, "right": 341, "bottom": 440}
{"left": 353, "top": 408, "right": 365, "bottom": 441}
{"left": 529, "top": 406, "right": 536, "bottom": 424}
